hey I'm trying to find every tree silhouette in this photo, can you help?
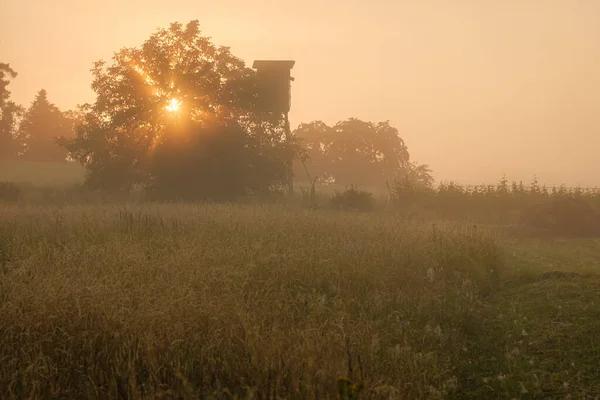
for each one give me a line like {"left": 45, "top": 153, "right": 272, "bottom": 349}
{"left": 292, "top": 121, "right": 334, "bottom": 181}
{"left": 61, "top": 20, "right": 295, "bottom": 196}
{"left": 147, "top": 120, "right": 279, "bottom": 201}
{"left": 397, "top": 161, "right": 435, "bottom": 188}
{"left": 0, "top": 63, "right": 23, "bottom": 160}
{"left": 18, "top": 89, "right": 72, "bottom": 162}
{"left": 61, "top": 108, "right": 86, "bottom": 146}
{"left": 294, "top": 118, "right": 413, "bottom": 185}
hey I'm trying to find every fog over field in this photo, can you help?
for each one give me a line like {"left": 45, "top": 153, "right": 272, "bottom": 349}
{"left": 1, "top": 1, "right": 600, "bottom": 398}
{"left": 2, "top": 0, "right": 600, "bottom": 185}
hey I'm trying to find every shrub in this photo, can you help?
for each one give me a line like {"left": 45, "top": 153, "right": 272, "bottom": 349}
{"left": 145, "top": 121, "right": 290, "bottom": 202}
{"left": 389, "top": 176, "right": 435, "bottom": 209}
{"left": 520, "top": 196, "right": 600, "bottom": 237}
{"left": 328, "top": 186, "right": 374, "bottom": 211}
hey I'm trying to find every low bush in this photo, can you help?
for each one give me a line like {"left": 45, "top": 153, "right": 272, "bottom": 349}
{"left": 520, "top": 196, "right": 600, "bottom": 237}
{"left": 328, "top": 186, "right": 374, "bottom": 212}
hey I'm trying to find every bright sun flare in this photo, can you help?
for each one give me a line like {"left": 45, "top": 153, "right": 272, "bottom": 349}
{"left": 165, "top": 98, "right": 182, "bottom": 113}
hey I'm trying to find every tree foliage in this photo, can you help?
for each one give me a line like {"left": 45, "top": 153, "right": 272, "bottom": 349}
{"left": 18, "top": 89, "right": 74, "bottom": 162}
{"left": 294, "top": 118, "right": 426, "bottom": 186}
{"left": 394, "top": 161, "right": 435, "bottom": 189}
{"left": 61, "top": 20, "right": 297, "bottom": 198}
{"left": 0, "top": 63, "right": 23, "bottom": 160}
{"left": 147, "top": 120, "right": 288, "bottom": 201}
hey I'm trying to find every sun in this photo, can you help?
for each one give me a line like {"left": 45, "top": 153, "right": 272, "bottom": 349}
{"left": 165, "top": 98, "right": 182, "bottom": 113}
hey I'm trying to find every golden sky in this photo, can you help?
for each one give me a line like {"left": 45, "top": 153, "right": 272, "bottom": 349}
{"left": 2, "top": 0, "right": 599, "bottom": 186}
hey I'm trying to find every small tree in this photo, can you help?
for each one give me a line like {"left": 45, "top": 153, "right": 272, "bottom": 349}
{"left": 0, "top": 63, "right": 23, "bottom": 160}
{"left": 18, "top": 89, "right": 72, "bottom": 162}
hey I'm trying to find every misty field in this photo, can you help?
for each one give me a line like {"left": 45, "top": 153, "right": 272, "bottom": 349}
{"left": 0, "top": 204, "right": 599, "bottom": 399}
{"left": 0, "top": 160, "right": 85, "bottom": 187}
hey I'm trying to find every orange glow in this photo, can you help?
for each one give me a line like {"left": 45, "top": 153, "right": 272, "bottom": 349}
{"left": 5, "top": 2, "right": 600, "bottom": 186}
{"left": 165, "top": 98, "right": 182, "bottom": 113}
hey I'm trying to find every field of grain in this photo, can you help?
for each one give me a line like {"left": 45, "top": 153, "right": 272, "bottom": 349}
{"left": 0, "top": 204, "right": 599, "bottom": 399}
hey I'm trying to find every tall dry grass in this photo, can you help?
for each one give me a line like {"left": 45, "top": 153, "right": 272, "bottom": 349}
{"left": 0, "top": 204, "right": 502, "bottom": 399}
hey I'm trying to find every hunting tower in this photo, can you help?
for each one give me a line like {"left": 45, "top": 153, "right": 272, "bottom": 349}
{"left": 252, "top": 60, "right": 295, "bottom": 114}
{"left": 252, "top": 59, "right": 296, "bottom": 194}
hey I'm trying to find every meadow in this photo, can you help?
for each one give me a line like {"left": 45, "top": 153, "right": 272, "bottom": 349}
{"left": 1, "top": 162, "right": 600, "bottom": 399}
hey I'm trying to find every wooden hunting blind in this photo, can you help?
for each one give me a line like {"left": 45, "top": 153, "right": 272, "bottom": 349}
{"left": 252, "top": 60, "right": 295, "bottom": 114}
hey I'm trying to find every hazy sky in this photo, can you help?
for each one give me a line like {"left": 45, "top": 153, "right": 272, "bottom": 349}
{"left": 2, "top": 0, "right": 599, "bottom": 186}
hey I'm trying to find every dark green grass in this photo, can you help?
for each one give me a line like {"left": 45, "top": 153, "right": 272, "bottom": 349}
{"left": 452, "top": 237, "right": 600, "bottom": 399}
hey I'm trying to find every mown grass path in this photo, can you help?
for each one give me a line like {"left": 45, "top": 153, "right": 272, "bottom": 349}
{"left": 453, "top": 237, "right": 600, "bottom": 399}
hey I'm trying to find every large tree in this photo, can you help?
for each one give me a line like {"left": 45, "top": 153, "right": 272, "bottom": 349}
{"left": 0, "top": 63, "right": 23, "bottom": 160}
{"left": 18, "top": 89, "right": 73, "bottom": 162}
{"left": 294, "top": 118, "right": 415, "bottom": 185}
{"left": 62, "top": 20, "right": 295, "bottom": 195}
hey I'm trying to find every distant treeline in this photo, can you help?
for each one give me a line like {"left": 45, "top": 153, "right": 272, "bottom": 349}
{"left": 388, "top": 175, "right": 600, "bottom": 220}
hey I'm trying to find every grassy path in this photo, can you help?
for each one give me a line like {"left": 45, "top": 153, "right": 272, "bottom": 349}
{"left": 453, "top": 237, "right": 600, "bottom": 399}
